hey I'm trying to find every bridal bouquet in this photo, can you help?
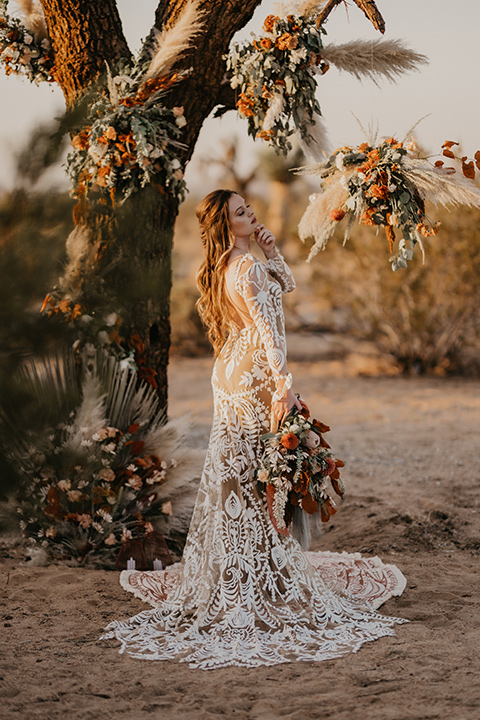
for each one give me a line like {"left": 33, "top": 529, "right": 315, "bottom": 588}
{"left": 257, "top": 405, "right": 344, "bottom": 534}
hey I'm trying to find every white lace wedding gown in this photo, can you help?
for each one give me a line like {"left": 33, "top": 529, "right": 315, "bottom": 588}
{"left": 103, "top": 252, "right": 407, "bottom": 669}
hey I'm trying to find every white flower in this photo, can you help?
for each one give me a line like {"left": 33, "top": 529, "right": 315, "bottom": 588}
{"left": 45, "top": 526, "right": 56, "bottom": 538}
{"left": 88, "top": 143, "right": 107, "bottom": 163}
{"left": 127, "top": 475, "right": 142, "bottom": 491}
{"left": 96, "top": 508, "right": 113, "bottom": 523}
{"left": 80, "top": 439, "right": 92, "bottom": 447}
{"left": 58, "top": 479, "right": 71, "bottom": 491}
{"left": 23, "top": 33, "right": 33, "bottom": 45}
{"left": 175, "top": 115, "right": 187, "bottom": 128}
{"left": 67, "top": 490, "right": 83, "bottom": 502}
{"left": 121, "top": 528, "right": 132, "bottom": 542}
{"left": 104, "top": 533, "right": 117, "bottom": 546}
{"left": 162, "top": 501, "right": 173, "bottom": 516}
{"left": 104, "top": 312, "right": 118, "bottom": 326}
{"left": 102, "top": 443, "right": 116, "bottom": 454}
{"left": 92, "top": 521, "right": 104, "bottom": 534}
{"left": 289, "top": 46, "right": 307, "bottom": 65}
{"left": 335, "top": 153, "right": 345, "bottom": 171}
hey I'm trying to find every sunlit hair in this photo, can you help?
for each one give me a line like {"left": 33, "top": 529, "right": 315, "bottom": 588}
{"left": 195, "top": 189, "right": 236, "bottom": 355}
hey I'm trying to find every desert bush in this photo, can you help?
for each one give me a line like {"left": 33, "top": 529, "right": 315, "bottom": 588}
{"left": 306, "top": 204, "right": 480, "bottom": 374}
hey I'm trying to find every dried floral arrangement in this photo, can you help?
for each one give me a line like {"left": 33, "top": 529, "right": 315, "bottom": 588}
{"left": 298, "top": 131, "right": 480, "bottom": 270}
{"left": 226, "top": 2, "right": 426, "bottom": 155}
{"left": 1, "top": 349, "right": 203, "bottom": 565}
{"left": 257, "top": 405, "right": 344, "bottom": 538}
{"left": 66, "top": 70, "right": 188, "bottom": 205}
{"left": 0, "top": 0, "right": 55, "bottom": 83}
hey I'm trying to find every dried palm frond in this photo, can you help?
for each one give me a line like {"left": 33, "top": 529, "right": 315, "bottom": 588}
{"left": 14, "top": 0, "right": 48, "bottom": 40}
{"left": 143, "top": 0, "right": 204, "bottom": 80}
{"left": 403, "top": 159, "right": 480, "bottom": 209}
{"left": 320, "top": 39, "right": 428, "bottom": 85}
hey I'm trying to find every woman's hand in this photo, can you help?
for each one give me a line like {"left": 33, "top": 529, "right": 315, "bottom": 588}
{"left": 272, "top": 389, "right": 303, "bottom": 425}
{"left": 254, "top": 224, "right": 277, "bottom": 260}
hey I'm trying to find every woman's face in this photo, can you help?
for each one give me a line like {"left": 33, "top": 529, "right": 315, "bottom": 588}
{"left": 228, "top": 194, "right": 258, "bottom": 240}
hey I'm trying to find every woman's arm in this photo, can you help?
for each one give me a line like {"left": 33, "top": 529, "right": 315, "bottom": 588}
{"left": 235, "top": 257, "right": 301, "bottom": 421}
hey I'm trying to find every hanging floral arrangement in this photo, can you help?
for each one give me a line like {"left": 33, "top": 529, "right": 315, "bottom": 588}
{"left": 226, "top": 2, "right": 426, "bottom": 156}
{"left": 0, "top": 0, "right": 55, "bottom": 83}
{"left": 297, "top": 134, "right": 480, "bottom": 270}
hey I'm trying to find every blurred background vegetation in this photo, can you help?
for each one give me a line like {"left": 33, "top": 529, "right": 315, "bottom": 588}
{"left": 1, "top": 141, "right": 479, "bottom": 515}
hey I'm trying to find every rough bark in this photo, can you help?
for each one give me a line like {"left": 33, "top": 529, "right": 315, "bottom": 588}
{"left": 39, "top": 0, "right": 132, "bottom": 106}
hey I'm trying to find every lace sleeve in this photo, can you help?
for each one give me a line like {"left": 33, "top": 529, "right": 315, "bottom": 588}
{"left": 265, "top": 252, "right": 296, "bottom": 293}
{"left": 235, "top": 257, "right": 293, "bottom": 402}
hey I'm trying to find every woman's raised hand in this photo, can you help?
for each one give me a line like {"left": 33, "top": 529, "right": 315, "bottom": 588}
{"left": 254, "top": 224, "right": 277, "bottom": 259}
{"left": 272, "top": 389, "right": 303, "bottom": 425}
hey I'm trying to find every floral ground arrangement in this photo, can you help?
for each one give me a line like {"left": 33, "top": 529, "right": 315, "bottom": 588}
{"left": 298, "top": 133, "right": 480, "bottom": 270}
{"left": 0, "top": 350, "right": 202, "bottom": 566}
{"left": 257, "top": 404, "right": 345, "bottom": 537}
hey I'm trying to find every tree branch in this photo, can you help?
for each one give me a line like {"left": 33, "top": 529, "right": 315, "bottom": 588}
{"left": 316, "top": 0, "right": 385, "bottom": 34}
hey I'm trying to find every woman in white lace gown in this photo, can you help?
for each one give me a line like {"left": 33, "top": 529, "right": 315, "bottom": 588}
{"left": 103, "top": 189, "right": 407, "bottom": 669}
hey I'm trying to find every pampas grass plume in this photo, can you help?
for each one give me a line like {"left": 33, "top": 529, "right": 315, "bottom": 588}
{"left": 144, "top": 0, "right": 204, "bottom": 80}
{"left": 14, "top": 0, "right": 48, "bottom": 40}
{"left": 320, "top": 39, "right": 428, "bottom": 85}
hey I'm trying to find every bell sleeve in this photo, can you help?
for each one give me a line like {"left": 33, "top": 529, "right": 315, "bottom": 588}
{"left": 235, "top": 257, "right": 293, "bottom": 402}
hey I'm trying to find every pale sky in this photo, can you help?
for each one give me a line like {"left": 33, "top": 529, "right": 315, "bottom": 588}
{"left": 0, "top": 0, "right": 479, "bottom": 193}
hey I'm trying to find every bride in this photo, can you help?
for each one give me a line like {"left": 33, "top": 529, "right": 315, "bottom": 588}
{"left": 103, "top": 189, "right": 407, "bottom": 669}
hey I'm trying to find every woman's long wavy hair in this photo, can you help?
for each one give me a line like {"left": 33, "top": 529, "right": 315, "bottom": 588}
{"left": 195, "top": 189, "right": 236, "bottom": 355}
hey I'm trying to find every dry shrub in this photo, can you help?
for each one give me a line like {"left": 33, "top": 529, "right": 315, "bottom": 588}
{"left": 306, "top": 204, "right": 480, "bottom": 375}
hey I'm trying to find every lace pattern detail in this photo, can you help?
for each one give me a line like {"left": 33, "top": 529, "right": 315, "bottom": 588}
{"left": 102, "top": 253, "right": 407, "bottom": 670}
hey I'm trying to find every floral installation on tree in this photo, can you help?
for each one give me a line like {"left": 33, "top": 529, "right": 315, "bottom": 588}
{"left": 0, "top": 0, "right": 55, "bottom": 83}
{"left": 1, "top": 349, "right": 204, "bottom": 566}
{"left": 226, "top": 1, "right": 426, "bottom": 156}
{"left": 257, "top": 403, "right": 344, "bottom": 537}
{"left": 297, "top": 129, "right": 480, "bottom": 270}
{"left": 66, "top": 69, "right": 188, "bottom": 206}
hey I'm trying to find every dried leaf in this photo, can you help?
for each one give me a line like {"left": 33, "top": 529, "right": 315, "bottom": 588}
{"left": 301, "top": 492, "right": 318, "bottom": 514}
{"left": 475, "top": 150, "right": 480, "bottom": 171}
{"left": 128, "top": 423, "right": 140, "bottom": 434}
{"left": 434, "top": 160, "right": 444, "bottom": 167}
{"left": 442, "top": 149, "right": 455, "bottom": 159}
{"left": 462, "top": 160, "right": 475, "bottom": 179}
{"left": 442, "top": 140, "right": 459, "bottom": 148}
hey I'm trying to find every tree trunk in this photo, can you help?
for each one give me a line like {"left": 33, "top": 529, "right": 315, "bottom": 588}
{"left": 36, "top": 0, "right": 271, "bottom": 415}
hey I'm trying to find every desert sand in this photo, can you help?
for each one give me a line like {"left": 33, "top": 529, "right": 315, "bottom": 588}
{"left": 1, "top": 352, "right": 480, "bottom": 720}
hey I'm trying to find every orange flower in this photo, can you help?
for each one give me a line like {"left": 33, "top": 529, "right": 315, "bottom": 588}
{"left": 369, "top": 184, "right": 389, "bottom": 199}
{"left": 385, "top": 137, "right": 403, "bottom": 149}
{"left": 237, "top": 93, "right": 255, "bottom": 117}
{"left": 358, "top": 142, "right": 370, "bottom": 153}
{"left": 263, "top": 14, "right": 280, "bottom": 32}
{"left": 281, "top": 432, "right": 299, "bottom": 450}
{"left": 260, "top": 37, "right": 273, "bottom": 50}
{"left": 330, "top": 208, "right": 345, "bottom": 222}
{"left": 104, "top": 126, "right": 117, "bottom": 141}
{"left": 276, "top": 32, "right": 298, "bottom": 51}
{"left": 256, "top": 130, "right": 274, "bottom": 140}
{"left": 361, "top": 208, "right": 377, "bottom": 226}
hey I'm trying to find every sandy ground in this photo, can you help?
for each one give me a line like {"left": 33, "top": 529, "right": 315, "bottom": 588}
{"left": 1, "top": 353, "right": 480, "bottom": 720}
